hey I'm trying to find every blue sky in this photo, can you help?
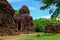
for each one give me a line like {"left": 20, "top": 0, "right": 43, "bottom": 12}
{"left": 7, "top": 0, "right": 51, "bottom": 19}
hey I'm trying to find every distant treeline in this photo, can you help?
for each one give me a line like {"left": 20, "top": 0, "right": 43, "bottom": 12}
{"left": 34, "top": 18, "right": 60, "bottom": 32}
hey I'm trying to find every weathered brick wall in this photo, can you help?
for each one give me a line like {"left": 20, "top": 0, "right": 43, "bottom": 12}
{"left": 0, "top": 0, "right": 34, "bottom": 35}
{"left": 44, "top": 23, "right": 60, "bottom": 33}
{"left": 16, "top": 6, "right": 34, "bottom": 33}
{"left": 0, "top": 0, "right": 19, "bottom": 36}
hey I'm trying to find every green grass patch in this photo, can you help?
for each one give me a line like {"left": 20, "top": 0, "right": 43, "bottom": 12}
{"left": 20, "top": 34, "right": 60, "bottom": 40}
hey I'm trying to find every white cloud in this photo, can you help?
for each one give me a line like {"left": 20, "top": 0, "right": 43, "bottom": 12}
{"left": 41, "top": 15, "right": 51, "bottom": 19}
{"left": 7, "top": 0, "right": 26, "bottom": 2}
{"left": 41, "top": 16, "right": 60, "bottom": 20}
{"left": 29, "top": 7, "right": 39, "bottom": 11}
{"left": 33, "top": 16, "right": 51, "bottom": 20}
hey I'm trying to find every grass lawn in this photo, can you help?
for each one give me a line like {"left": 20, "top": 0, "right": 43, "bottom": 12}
{"left": 20, "top": 34, "right": 60, "bottom": 40}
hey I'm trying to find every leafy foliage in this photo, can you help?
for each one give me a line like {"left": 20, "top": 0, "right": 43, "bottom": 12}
{"left": 36, "top": 0, "right": 60, "bottom": 18}
{"left": 34, "top": 18, "right": 60, "bottom": 32}
{"left": 34, "top": 18, "right": 49, "bottom": 32}
{"left": 40, "top": 0, "right": 53, "bottom": 10}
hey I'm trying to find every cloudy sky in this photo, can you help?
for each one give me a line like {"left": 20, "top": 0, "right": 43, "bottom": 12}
{"left": 7, "top": 0, "right": 51, "bottom": 19}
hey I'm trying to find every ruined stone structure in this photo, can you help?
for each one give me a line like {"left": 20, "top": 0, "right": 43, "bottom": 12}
{"left": 0, "top": 0, "right": 34, "bottom": 35}
{"left": 0, "top": 0, "right": 19, "bottom": 36}
{"left": 44, "top": 23, "right": 60, "bottom": 33}
{"left": 0, "top": 0, "right": 15, "bottom": 26}
{"left": 16, "top": 6, "right": 34, "bottom": 33}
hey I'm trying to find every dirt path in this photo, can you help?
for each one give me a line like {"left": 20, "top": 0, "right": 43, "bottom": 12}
{"left": 0, "top": 33, "right": 44, "bottom": 40}
{"left": 4, "top": 34, "right": 28, "bottom": 40}
{"left": 4, "top": 35, "right": 20, "bottom": 40}
{"left": 0, "top": 35, "right": 20, "bottom": 40}
{"left": 0, "top": 34, "right": 24, "bottom": 40}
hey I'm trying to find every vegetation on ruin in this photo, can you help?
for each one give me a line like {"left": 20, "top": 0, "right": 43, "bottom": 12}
{"left": 15, "top": 10, "right": 19, "bottom": 16}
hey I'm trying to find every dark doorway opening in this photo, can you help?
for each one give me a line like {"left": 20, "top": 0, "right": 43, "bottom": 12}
{"left": 18, "top": 21, "right": 21, "bottom": 30}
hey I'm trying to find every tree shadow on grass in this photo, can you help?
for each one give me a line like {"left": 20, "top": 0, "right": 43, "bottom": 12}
{"left": 36, "top": 33, "right": 57, "bottom": 37}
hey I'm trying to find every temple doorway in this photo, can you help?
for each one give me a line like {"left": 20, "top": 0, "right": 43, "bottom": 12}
{"left": 18, "top": 21, "right": 21, "bottom": 30}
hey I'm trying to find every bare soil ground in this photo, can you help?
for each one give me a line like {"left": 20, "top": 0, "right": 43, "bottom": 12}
{"left": 0, "top": 32, "right": 44, "bottom": 40}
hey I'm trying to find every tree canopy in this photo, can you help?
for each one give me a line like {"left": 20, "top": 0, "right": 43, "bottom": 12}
{"left": 34, "top": 18, "right": 60, "bottom": 32}
{"left": 36, "top": 0, "right": 60, "bottom": 18}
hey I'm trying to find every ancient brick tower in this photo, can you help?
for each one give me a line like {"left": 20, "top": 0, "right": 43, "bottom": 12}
{"left": 0, "top": 0, "right": 34, "bottom": 35}
{"left": 0, "top": 0, "right": 14, "bottom": 26}
{"left": 16, "top": 6, "right": 34, "bottom": 33}
{"left": 0, "top": 0, "right": 19, "bottom": 35}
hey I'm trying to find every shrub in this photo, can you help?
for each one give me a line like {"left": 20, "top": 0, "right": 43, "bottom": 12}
{"left": 34, "top": 18, "right": 60, "bottom": 32}
{"left": 34, "top": 18, "right": 49, "bottom": 32}
{"left": 36, "top": 34, "right": 40, "bottom": 37}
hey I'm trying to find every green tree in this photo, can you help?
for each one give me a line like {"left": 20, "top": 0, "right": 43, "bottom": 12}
{"left": 34, "top": 18, "right": 49, "bottom": 32}
{"left": 34, "top": 18, "right": 60, "bottom": 32}
{"left": 35, "top": 0, "right": 60, "bottom": 19}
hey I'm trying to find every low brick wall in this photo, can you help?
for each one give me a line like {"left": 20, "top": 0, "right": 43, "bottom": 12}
{"left": 44, "top": 23, "right": 60, "bottom": 33}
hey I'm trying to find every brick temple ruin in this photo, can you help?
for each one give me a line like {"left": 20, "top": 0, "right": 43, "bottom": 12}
{"left": 0, "top": 0, "right": 33, "bottom": 35}
{"left": 44, "top": 23, "right": 60, "bottom": 33}
{"left": 14, "top": 6, "right": 34, "bottom": 33}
